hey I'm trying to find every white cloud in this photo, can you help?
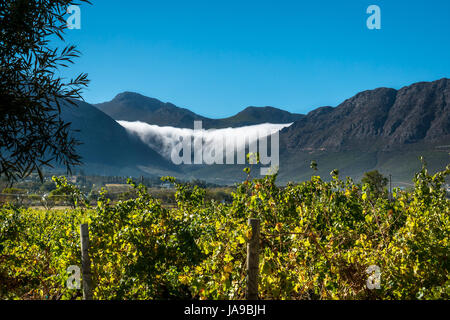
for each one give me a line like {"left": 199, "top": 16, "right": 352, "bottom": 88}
{"left": 117, "top": 120, "right": 292, "bottom": 160}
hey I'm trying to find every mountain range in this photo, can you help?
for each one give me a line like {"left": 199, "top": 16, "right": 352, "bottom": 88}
{"left": 278, "top": 78, "right": 450, "bottom": 184}
{"left": 59, "top": 78, "right": 450, "bottom": 185}
{"left": 95, "top": 92, "right": 303, "bottom": 129}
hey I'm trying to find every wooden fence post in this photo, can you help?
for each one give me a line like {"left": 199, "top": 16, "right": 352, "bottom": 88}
{"left": 246, "top": 218, "right": 260, "bottom": 300}
{"left": 80, "top": 223, "right": 93, "bottom": 300}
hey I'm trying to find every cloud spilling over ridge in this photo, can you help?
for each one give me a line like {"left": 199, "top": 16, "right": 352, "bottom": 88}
{"left": 117, "top": 120, "right": 292, "bottom": 160}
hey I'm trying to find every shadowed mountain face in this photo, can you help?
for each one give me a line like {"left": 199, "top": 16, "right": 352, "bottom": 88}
{"left": 59, "top": 100, "right": 178, "bottom": 176}
{"left": 280, "top": 78, "right": 450, "bottom": 152}
{"left": 95, "top": 92, "right": 303, "bottom": 129}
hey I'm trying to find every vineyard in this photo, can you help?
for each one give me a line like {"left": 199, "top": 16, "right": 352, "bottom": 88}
{"left": 0, "top": 162, "right": 449, "bottom": 300}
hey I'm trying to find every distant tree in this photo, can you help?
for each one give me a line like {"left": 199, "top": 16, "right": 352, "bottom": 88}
{"left": 39, "top": 180, "right": 57, "bottom": 193}
{"left": 0, "top": 0, "right": 91, "bottom": 182}
{"left": 50, "top": 176, "right": 87, "bottom": 209}
{"left": 361, "top": 170, "right": 388, "bottom": 197}
{"left": 191, "top": 179, "right": 207, "bottom": 188}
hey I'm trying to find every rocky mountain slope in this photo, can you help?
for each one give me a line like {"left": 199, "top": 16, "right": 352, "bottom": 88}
{"left": 280, "top": 78, "right": 450, "bottom": 152}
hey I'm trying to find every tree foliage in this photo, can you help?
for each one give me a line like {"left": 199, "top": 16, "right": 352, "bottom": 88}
{"left": 0, "top": 0, "right": 90, "bottom": 181}
{"left": 361, "top": 170, "right": 389, "bottom": 198}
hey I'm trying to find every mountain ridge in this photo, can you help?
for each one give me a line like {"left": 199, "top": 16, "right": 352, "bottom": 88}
{"left": 280, "top": 78, "right": 450, "bottom": 152}
{"left": 95, "top": 92, "right": 304, "bottom": 129}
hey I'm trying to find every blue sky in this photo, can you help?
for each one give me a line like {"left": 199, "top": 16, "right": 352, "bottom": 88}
{"left": 63, "top": 0, "right": 450, "bottom": 118}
